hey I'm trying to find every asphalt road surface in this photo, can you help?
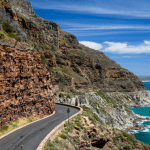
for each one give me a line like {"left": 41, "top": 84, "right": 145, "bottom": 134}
{"left": 0, "top": 104, "right": 79, "bottom": 150}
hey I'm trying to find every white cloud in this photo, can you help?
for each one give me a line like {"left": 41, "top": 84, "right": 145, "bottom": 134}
{"left": 144, "top": 40, "right": 150, "bottom": 44}
{"left": 32, "top": 2, "right": 150, "bottom": 18}
{"left": 103, "top": 41, "right": 150, "bottom": 54}
{"left": 122, "top": 56, "right": 132, "bottom": 58}
{"left": 66, "top": 30, "right": 150, "bottom": 37}
{"left": 59, "top": 22, "right": 150, "bottom": 34}
{"left": 80, "top": 40, "right": 150, "bottom": 54}
{"left": 66, "top": 25, "right": 150, "bottom": 31}
{"left": 59, "top": 22, "right": 150, "bottom": 30}
{"left": 80, "top": 41, "right": 102, "bottom": 50}
{"left": 111, "top": 56, "right": 134, "bottom": 58}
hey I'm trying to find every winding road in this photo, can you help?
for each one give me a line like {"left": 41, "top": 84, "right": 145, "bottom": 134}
{"left": 0, "top": 104, "right": 79, "bottom": 150}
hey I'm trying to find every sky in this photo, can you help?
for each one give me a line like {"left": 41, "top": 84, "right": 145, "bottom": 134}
{"left": 29, "top": 0, "right": 150, "bottom": 76}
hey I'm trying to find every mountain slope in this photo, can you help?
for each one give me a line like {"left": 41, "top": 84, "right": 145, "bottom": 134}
{"left": 0, "top": 0, "right": 146, "bottom": 92}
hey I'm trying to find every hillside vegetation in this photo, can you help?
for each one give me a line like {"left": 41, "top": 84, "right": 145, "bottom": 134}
{"left": 44, "top": 106, "right": 150, "bottom": 150}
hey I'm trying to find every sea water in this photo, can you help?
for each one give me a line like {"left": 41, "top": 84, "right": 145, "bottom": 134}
{"left": 130, "top": 81, "right": 150, "bottom": 145}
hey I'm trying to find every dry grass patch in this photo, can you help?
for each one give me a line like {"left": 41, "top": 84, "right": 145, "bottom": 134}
{"left": 0, "top": 115, "right": 45, "bottom": 137}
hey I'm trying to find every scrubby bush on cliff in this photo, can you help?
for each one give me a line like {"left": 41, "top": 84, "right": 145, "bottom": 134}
{"left": 0, "top": 34, "right": 4, "bottom": 39}
{"left": 44, "top": 140, "right": 55, "bottom": 150}
{"left": 59, "top": 133, "right": 67, "bottom": 139}
{"left": 123, "top": 143, "right": 132, "bottom": 150}
{"left": 2, "top": 22, "right": 21, "bottom": 41}
{"left": 40, "top": 55, "right": 49, "bottom": 66}
{"left": 59, "top": 93, "right": 64, "bottom": 97}
{"left": 2, "top": 22, "right": 13, "bottom": 33}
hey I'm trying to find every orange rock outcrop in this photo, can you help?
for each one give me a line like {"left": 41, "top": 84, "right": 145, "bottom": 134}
{"left": 0, "top": 45, "right": 56, "bottom": 127}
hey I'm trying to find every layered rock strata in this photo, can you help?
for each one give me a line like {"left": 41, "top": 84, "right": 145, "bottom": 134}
{"left": 0, "top": 0, "right": 146, "bottom": 92}
{"left": 0, "top": 45, "right": 56, "bottom": 127}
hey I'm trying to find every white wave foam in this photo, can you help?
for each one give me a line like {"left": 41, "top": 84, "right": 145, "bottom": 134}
{"left": 139, "top": 116, "right": 150, "bottom": 119}
{"left": 139, "top": 121, "right": 145, "bottom": 124}
{"left": 144, "top": 116, "right": 150, "bottom": 118}
{"left": 128, "top": 130, "right": 140, "bottom": 134}
{"left": 142, "top": 128, "right": 149, "bottom": 132}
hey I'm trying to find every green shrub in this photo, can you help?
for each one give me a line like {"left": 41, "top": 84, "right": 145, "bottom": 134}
{"left": 44, "top": 140, "right": 55, "bottom": 150}
{"left": 0, "top": 34, "right": 4, "bottom": 39}
{"left": 2, "top": 22, "right": 13, "bottom": 33}
{"left": 64, "top": 122, "right": 68, "bottom": 127}
{"left": 112, "top": 133, "right": 122, "bottom": 144}
{"left": 55, "top": 138, "right": 63, "bottom": 145}
{"left": 74, "top": 114, "right": 82, "bottom": 121}
{"left": 123, "top": 143, "right": 132, "bottom": 150}
{"left": 75, "top": 122, "right": 83, "bottom": 129}
{"left": 122, "top": 131, "right": 137, "bottom": 145}
{"left": 143, "top": 144, "right": 149, "bottom": 150}
{"left": 96, "top": 91, "right": 117, "bottom": 105}
{"left": 59, "top": 93, "right": 64, "bottom": 97}
{"left": 40, "top": 55, "right": 49, "bottom": 66}
{"left": 2, "top": 22, "right": 21, "bottom": 41}
{"left": 0, "top": 126, "right": 8, "bottom": 131}
{"left": 89, "top": 116, "right": 95, "bottom": 124}
{"left": 93, "top": 113, "right": 99, "bottom": 121}
{"left": 7, "top": 32, "right": 16, "bottom": 38}
{"left": 96, "top": 108, "right": 100, "bottom": 113}
{"left": 83, "top": 106, "right": 91, "bottom": 111}
{"left": 46, "top": 140, "right": 55, "bottom": 147}
{"left": 66, "top": 93, "right": 72, "bottom": 98}
{"left": 59, "top": 133, "right": 67, "bottom": 139}
{"left": 65, "top": 127, "right": 73, "bottom": 132}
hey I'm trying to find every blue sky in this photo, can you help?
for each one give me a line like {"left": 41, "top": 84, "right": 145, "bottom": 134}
{"left": 30, "top": 0, "right": 150, "bottom": 76}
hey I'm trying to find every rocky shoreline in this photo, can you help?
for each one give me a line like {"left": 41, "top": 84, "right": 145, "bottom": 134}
{"left": 55, "top": 90, "right": 150, "bottom": 133}
{"left": 126, "top": 105, "right": 150, "bottom": 133}
{"left": 126, "top": 117, "right": 150, "bottom": 133}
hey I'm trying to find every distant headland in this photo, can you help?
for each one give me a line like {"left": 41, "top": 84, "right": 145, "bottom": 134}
{"left": 138, "top": 76, "right": 150, "bottom": 82}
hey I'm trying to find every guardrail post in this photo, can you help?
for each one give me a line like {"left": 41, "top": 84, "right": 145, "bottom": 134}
{"left": 67, "top": 108, "right": 70, "bottom": 126}
{"left": 21, "top": 145, "right": 23, "bottom": 150}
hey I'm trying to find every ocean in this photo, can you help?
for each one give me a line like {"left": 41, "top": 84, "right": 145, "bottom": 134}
{"left": 143, "top": 81, "right": 150, "bottom": 91}
{"left": 130, "top": 81, "right": 150, "bottom": 145}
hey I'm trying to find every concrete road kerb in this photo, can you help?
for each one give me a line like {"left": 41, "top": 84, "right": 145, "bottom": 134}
{"left": 0, "top": 111, "right": 56, "bottom": 140}
{"left": 36, "top": 103, "right": 83, "bottom": 150}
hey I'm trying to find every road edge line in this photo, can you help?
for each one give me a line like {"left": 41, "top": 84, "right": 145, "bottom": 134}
{"left": 36, "top": 103, "right": 83, "bottom": 150}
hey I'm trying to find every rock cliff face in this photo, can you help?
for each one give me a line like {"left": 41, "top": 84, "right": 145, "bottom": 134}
{"left": 0, "top": 44, "right": 57, "bottom": 127}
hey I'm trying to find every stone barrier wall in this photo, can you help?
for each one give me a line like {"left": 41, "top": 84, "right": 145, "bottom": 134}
{"left": 36, "top": 103, "right": 83, "bottom": 150}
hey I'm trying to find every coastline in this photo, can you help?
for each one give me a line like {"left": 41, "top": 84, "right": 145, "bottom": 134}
{"left": 127, "top": 81, "right": 150, "bottom": 145}
{"left": 127, "top": 103, "right": 150, "bottom": 134}
{"left": 124, "top": 89, "right": 150, "bottom": 133}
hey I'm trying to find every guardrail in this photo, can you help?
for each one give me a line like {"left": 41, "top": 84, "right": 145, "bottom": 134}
{"left": 36, "top": 103, "right": 83, "bottom": 150}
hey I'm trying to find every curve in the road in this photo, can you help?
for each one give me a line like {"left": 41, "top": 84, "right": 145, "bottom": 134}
{"left": 0, "top": 104, "right": 79, "bottom": 150}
